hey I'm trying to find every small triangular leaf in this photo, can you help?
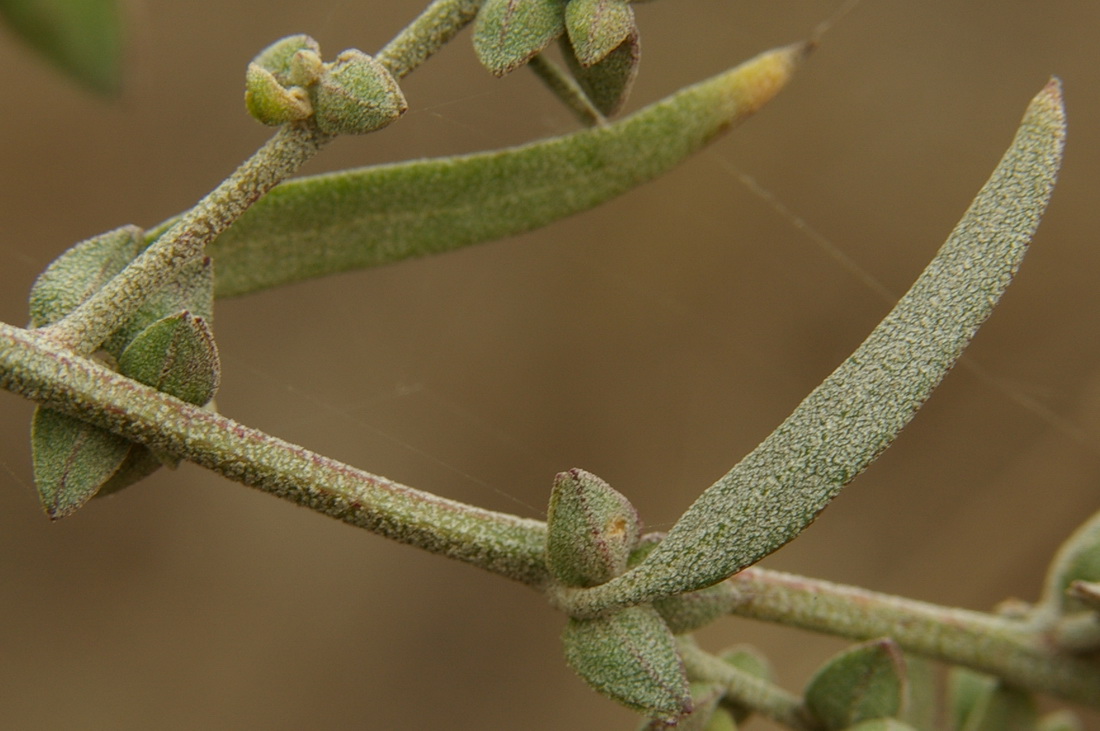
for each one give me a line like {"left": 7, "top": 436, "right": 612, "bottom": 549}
{"left": 804, "top": 638, "right": 907, "bottom": 729}
{"left": 546, "top": 468, "right": 640, "bottom": 587}
{"left": 117, "top": 311, "right": 220, "bottom": 406}
{"left": 563, "top": 31, "right": 639, "bottom": 116}
{"left": 31, "top": 406, "right": 131, "bottom": 519}
{"left": 565, "top": 0, "right": 636, "bottom": 67}
{"left": 472, "top": 0, "right": 566, "bottom": 76}
{"left": 0, "top": 0, "right": 125, "bottom": 95}
{"left": 563, "top": 605, "right": 692, "bottom": 722}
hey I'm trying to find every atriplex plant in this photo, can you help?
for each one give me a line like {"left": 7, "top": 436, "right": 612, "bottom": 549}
{"left": 1, "top": 1, "right": 1097, "bottom": 729}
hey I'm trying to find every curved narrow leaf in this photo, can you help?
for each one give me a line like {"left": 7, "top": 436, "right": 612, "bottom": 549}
{"left": 568, "top": 79, "right": 1067, "bottom": 613}
{"left": 0, "top": 0, "right": 124, "bottom": 95}
{"left": 144, "top": 43, "right": 808, "bottom": 298}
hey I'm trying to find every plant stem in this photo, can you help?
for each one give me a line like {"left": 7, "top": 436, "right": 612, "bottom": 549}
{"left": 0, "top": 321, "right": 549, "bottom": 586}
{"left": 720, "top": 567, "right": 1100, "bottom": 708}
{"left": 678, "top": 639, "right": 818, "bottom": 730}
{"left": 375, "top": 0, "right": 485, "bottom": 79}
{"left": 42, "top": 123, "right": 331, "bottom": 356}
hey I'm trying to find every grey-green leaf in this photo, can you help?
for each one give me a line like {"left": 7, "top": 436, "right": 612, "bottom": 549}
{"left": 804, "top": 639, "right": 908, "bottom": 729}
{"left": 0, "top": 0, "right": 124, "bottom": 95}
{"left": 28, "top": 225, "right": 142, "bottom": 327}
{"left": 562, "top": 605, "right": 692, "bottom": 722}
{"left": 567, "top": 79, "right": 1067, "bottom": 613}
{"left": 472, "top": 0, "right": 566, "bottom": 76}
{"left": 563, "top": 31, "right": 639, "bottom": 116}
{"left": 148, "top": 43, "right": 807, "bottom": 298}
{"left": 546, "top": 468, "right": 641, "bottom": 587}
{"left": 565, "top": 0, "right": 636, "bottom": 67}
{"left": 117, "top": 311, "right": 220, "bottom": 406}
{"left": 31, "top": 405, "right": 131, "bottom": 519}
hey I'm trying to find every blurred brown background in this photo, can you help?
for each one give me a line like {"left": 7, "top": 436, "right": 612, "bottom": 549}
{"left": 1, "top": 1, "right": 1098, "bottom": 728}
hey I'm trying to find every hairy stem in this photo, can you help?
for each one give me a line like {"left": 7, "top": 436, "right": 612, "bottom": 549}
{"left": 43, "top": 123, "right": 331, "bottom": 355}
{"left": 375, "top": 0, "right": 485, "bottom": 79}
{"left": 678, "top": 639, "right": 818, "bottom": 730}
{"left": 0, "top": 322, "right": 549, "bottom": 586}
{"left": 720, "top": 567, "right": 1100, "bottom": 708}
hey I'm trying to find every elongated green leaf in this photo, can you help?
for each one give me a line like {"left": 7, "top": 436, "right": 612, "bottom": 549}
{"left": 144, "top": 43, "right": 807, "bottom": 298}
{"left": 0, "top": 0, "right": 124, "bottom": 95}
{"left": 804, "top": 639, "right": 907, "bottom": 729}
{"left": 565, "top": 80, "right": 1066, "bottom": 613}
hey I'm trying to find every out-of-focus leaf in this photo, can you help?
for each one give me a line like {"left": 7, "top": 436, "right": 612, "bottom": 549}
{"left": 1038, "top": 710, "right": 1084, "bottom": 731}
{"left": 842, "top": 721, "right": 919, "bottom": 731}
{"left": 0, "top": 0, "right": 124, "bottom": 95}
{"left": 716, "top": 645, "right": 773, "bottom": 724}
{"left": 31, "top": 405, "right": 130, "bottom": 519}
{"left": 1040, "top": 510, "right": 1100, "bottom": 614}
{"left": 949, "top": 667, "right": 1038, "bottom": 731}
{"left": 804, "top": 639, "right": 908, "bottom": 729}
{"left": 563, "top": 605, "right": 692, "bottom": 723}
{"left": 898, "top": 654, "right": 937, "bottom": 730}
{"left": 144, "top": 43, "right": 808, "bottom": 298}
{"left": 568, "top": 79, "right": 1067, "bottom": 612}
{"left": 472, "top": 0, "right": 565, "bottom": 76}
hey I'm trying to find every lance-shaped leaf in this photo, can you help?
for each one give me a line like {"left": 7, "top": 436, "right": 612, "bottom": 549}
{"left": 565, "top": 0, "right": 636, "bottom": 67}
{"left": 563, "top": 31, "right": 640, "bottom": 116}
{"left": 563, "top": 79, "right": 1067, "bottom": 613}
{"left": 29, "top": 225, "right": 142, "bottom": 327}
{"left": 31, "top": 405, "right": 131, "bottom": 519}
{"left": 145, "top": 43, "right": 806, "bottom": 298}
{"left": 1040, "top": 509, "right": 1100, "bottom": 614}
{"left": 804, "top": 639, "right": 908, "bottom": 729}
{"left": 0, "top": 0, "right": 124, "bottom": 95}
{"left": 546, "top": 468, "right": 641, "bottom": 587}
{"left": 563, "top": 604, "right": 692, "bottom": 722}
{"left": 472, "top": 0, "right": 566, "bottom": 76}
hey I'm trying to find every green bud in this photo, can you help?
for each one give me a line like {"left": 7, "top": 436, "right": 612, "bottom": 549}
{"left": 1040, "top": 509, "right": 1100, "bottom": 614}
{"left": 803, "top": 638, "right": 907, "bottom": 730}
{"left": 562, "top": 31, "right": 639, "bottom": 116}
{"left": 473, "top": 0, "right": 567, "bottom": 76}
{"left": 312, "top": 50, "right": 407, "bottom": 135}
{"left": 28, "top": 225, "right": 142, "bottom": 327}
{"left": 562, "top": 604, "right": 692, "bottom": 723}
{"left": 31, "top": 405, "right": 131, "bottom": 519}
{"left": 245, "top": 63, "right": 313, "bottom": 126}
{"left": 251, "top": 34, "right": 321, "bottom": 84}
{"left": 565, "top": 0, "right": 636, "bottom": 67}
{"left": 546, "top": 468, "right": 641, "bottom": 587}
{"left": 117, "top": 311, "right": 220, "bottom": 407}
